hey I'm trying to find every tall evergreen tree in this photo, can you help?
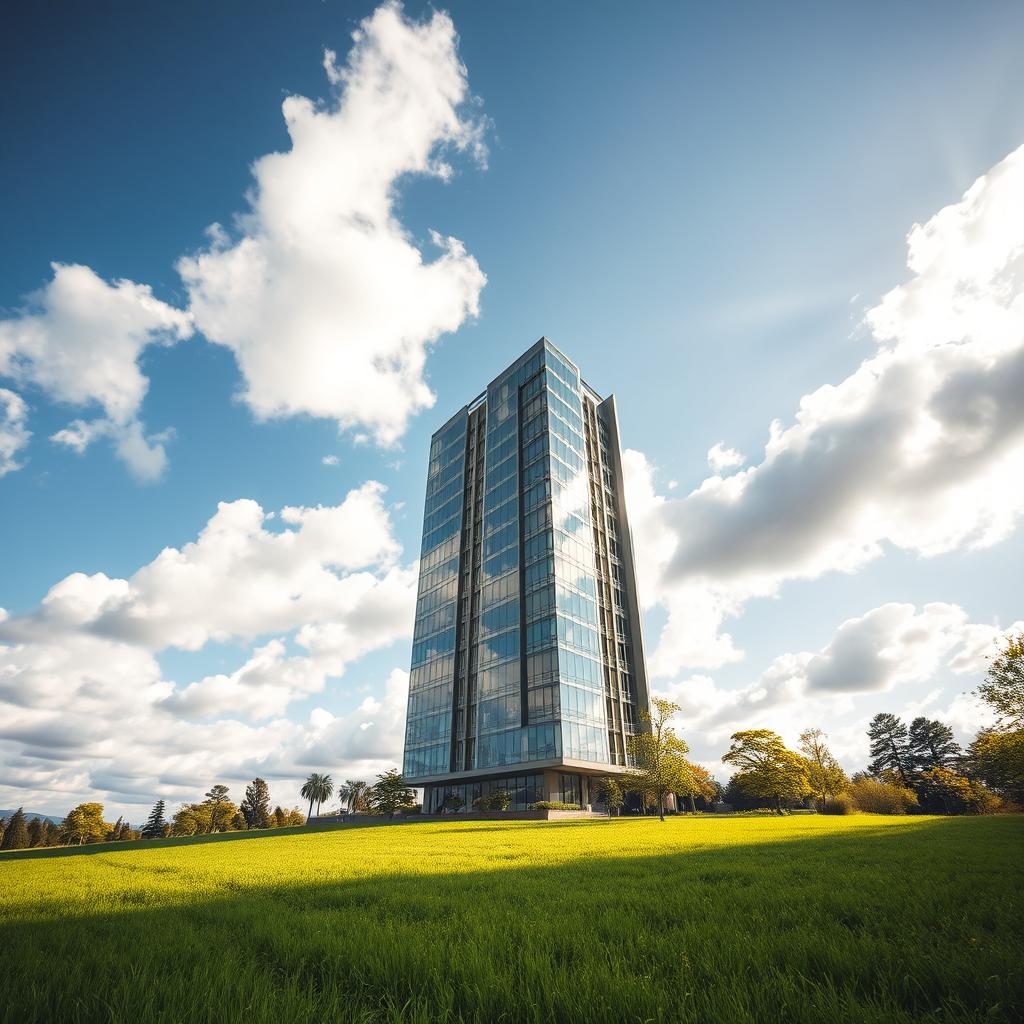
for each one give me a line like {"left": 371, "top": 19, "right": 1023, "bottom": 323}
{"left": 141, "top": 800, "right": 168, "bottom": 839}
{"left": 867, "top": 713, "right": 912, "bottom": 784}
{"left": 27, "top": 817, "right": 44, "bottom": 848}
{"left": 0, "top": 807, "right": 29, "bottom": 850}
{"left": 908, "top": 717, "right": 961, "bottom": 770}
{"left": 241, "top": 778, "right": 272, "bottom": 829}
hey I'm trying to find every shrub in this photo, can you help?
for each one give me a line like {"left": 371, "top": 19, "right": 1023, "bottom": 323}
{"left": 528, "top": 801, "right": 581, "bottom": 811}
{"left": 823, "top": 793, "right": 857, "bottom": 815}
{"left": 472, "top": 796, "right": 492, "bottom": 811}
{"left": 847, "top": 778, "right": 918, "bottom": 814}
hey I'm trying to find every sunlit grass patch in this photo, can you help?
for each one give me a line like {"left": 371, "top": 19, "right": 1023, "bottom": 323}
{"left": 2, "top": 815, "right": 1021, "bottom": 1022}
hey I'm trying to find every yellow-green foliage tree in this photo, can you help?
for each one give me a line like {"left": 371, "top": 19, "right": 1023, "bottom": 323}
{"left": 171, "top": 800, "right": 241, "bottom": 836}
{"left": 846, "top": 777, "right": 918, "bottom": 814}
{"left": 799, "top": 728, "right": 848, "bottom": 809}
{"left": 917, "top": 767, "right": 1001, "bottom": 815}
{"left": 978, "top": 631, "right": 1024, "bottom": 730}
{"left": 675, "top": 761, "right": 717, "bottom": 813}
{"left": 723, "top": 730, "right": 811, "bottom": 813}
{"left": 61, "top": 803, "right": 110, "bottom": 845}
{"left": 626, "top": 698, "right": 691, "bottom": 821}
{"left": 967, "top": 729, "right": 1024, "bottom": 804}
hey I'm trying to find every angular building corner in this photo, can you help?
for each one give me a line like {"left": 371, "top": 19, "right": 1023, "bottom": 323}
{"left": 403, "top": 338, "right": 652, "bottom": 811}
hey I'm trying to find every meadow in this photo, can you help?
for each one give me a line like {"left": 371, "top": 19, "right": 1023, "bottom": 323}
{"left": 1, "top": 815, "right": 1021, "bottom": 1023}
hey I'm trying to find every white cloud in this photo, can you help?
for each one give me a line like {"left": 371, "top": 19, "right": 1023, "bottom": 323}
{"left": 321, "top": 454, "right": 340, "bottom": 466}
{"left": 626, "top": 143, "right": 1024, "bottom": 672}
{"left": 0, "top": 480, "right": 418, "bottom": 817}
{"left": 0, "top": 388, "right": 31, "bottom": 476}
{"left": 0, "top": 264, "right": 192, "bottom": 480}
{"left": 706, "top": 442, "right": 745, "bottom": 474}
{"left": 177, "top": 2, "right": 487, "bottom": 447}
{"left": 656, "top": 602, "right": 1021, "bottom": 772}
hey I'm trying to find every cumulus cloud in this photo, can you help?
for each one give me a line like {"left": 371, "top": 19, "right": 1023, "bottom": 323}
{"left": 0, "top": 264, "right": 192, "bottom": 480}
{"left": 656, "top": 602, "right": 1022, "bottom": 771}
{"left": 0, "top": 388, "right": 31, "bottom": 476}
{"left": 0, "top": 480, "right": 417, "bottom": 816}
{"left": 177, "top": 2, "right": 487, "bottom": 446}
{"left": 322, "top": 454, "right": 340, "bottom": 466}
{"left": 626, "top": 143, "right": 1024, "bottom": 672}
{"left": 706, "top": 442, "right": 745, "bottom": 474}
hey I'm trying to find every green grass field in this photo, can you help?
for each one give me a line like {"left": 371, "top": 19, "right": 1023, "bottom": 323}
{"left": 2, "top": 815, "right": 1021, "bottom": 1023}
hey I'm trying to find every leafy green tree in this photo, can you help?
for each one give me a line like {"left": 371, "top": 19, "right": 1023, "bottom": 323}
{"left": 595, "top": 777, "right": 625, "bottom": 816}
{"left": 967, "top": 729, "right": 1024, "bottom": 803}
{"left": 141, "top": 800, "right": 168, "bottom": 839}
{"left": 978, "top": 632, "right": 1024, "bottom": 729}
{"left": 300, "top": 773, "right": 334, "bottom": 821}
{"left": 799, "top": 728, "right": 848, "bottom": 808}
{"left": 908, "top": 717, "right": 961, "bottom": 771}
{"left": 367, "top": 770, "right": 416, "bottom": 814}
{"left": 204, "top": 785, "right": 232, "bottom": 833}
{"left": 723, "top": 730, "right": 811, "bottom": 813}
{"left": 27, "top": 817, "right": 45, "bottom": 848}
{"left": 626, "top": 698, "right": 692, "bottom": 821}
{"left": 0, "top": 807, "right": 29, "bottom": 850}
{"left": 61, "top": 803, "right": 109, "bottom": 845}
{"left": 241, "top": 778, "right": 272, "bottom": 829}
{"left": 867, "top": 713, "right": 912, "bottom": 785}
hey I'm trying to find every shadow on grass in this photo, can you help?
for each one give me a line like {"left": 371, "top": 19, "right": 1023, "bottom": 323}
{"left": 2, "top": 816, "right": 1022, "bottom": 1023}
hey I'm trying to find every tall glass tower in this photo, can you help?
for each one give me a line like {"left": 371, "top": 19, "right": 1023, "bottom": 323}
{"left": 403, "top": 339, "right": 651, "bottom": 812}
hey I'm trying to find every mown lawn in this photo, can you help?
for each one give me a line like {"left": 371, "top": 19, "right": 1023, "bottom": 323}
{"left": 1, "top": 815, "right": 1021, "bottom": 1023}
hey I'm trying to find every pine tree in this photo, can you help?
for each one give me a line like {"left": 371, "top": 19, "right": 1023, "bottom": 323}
{"left": 0, "top": 808, "right": 29, "bottom": 850}
{"left": 27, "top": 817, "right": 45, "bottom": 848}
{"left": 909, "top": 717, "right": 961, "bottom": 771}
{"left": 141, "top": 800, "right": 168, "bottom": 839}
{"left": 241, "top": 778, "right": 272, "bottom": 830}
{"left": 867, "top": 713, "right": 912, "bottom": 785}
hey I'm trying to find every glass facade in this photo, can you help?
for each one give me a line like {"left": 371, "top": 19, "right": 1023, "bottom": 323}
{"left": 403, "top": 339, "right": 650, "bottom": 806}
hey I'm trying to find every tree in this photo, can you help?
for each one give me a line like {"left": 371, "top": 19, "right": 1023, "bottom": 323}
{"left": 27, "top": 817, "right": 45, "bottom": 848}
{"left": 978, "top": 632, "right": 1024, "bottom": 729}
{"left": 967, "top": 729, "right": 1024, "bottom": 804}
{"left": 272, "top": 806, "right": 288, "bottom": 827}
{"left": 867, "top": 713, "right": 912, "bottom": 785}
{"left": 204, "top": 785, "right": 232, "bottom": 833}
{"left": 799, "top": 728, "right": 848, "bottom": 808}
{"left": 345, "top": 779, "right": 369, "bottom": 812}
{"left": 595, "top": 777, "right": 625, "bottom": 816}
{"left": 908, "top": 717, "right": 961, "bottom": 771}
{"left": 675, "top": 761, "right": 718, "bottom": 813}
{"left": 286, "top": 808, "right": 305, "bottom": 826}
{"left": 367, "top": 770, "right": 416, "bottom": 815}
{"left": 61, "top": 803, "right": 109, "bottom": 845}
{"left": 241, "top": 778, "right": 272, "bottom": 830}
{"left": 300, "top": 773, "right": 334, "bottom": 821}
{"left": 626, "top": 698, "right": 691, "bottom": 821}
{"left": 141, "top": 800, "right": 168, "bottom": 839}
{"left": 722, "top": 730, "right": 811, "bottom": 813}
{"left": 918, "top": 767, "right": 1000, "bottom": 815}
{"left": 0, "top": 807, "right": 29, "bottom": 850}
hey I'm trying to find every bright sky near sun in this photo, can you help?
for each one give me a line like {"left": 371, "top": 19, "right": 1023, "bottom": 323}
{"left": 2, "top": 1, "right": 1024, "bottom": 818}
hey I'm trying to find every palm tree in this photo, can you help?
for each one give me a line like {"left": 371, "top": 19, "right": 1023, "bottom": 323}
{"left": 346, "top": 779, "right": 368, "bottom": 813}
{"left": 300, "top": 773, "right": 334, "bottom": 821}
{"left": 335, "top": 783, "right": 352, "bottom": 815}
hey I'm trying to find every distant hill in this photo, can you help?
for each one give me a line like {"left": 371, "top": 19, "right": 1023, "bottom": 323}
{"left": 0, "top": 809, "right": 63, "bottom": 825}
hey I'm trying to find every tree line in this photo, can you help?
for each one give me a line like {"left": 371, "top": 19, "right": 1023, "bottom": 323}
{"left": 602, "top": 631, "right": 1023, "bottom": 819}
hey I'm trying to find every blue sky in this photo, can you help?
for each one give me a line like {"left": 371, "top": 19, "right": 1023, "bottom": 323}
{"left": 2, "top": 1, "right": 1023, "bottom": 818}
